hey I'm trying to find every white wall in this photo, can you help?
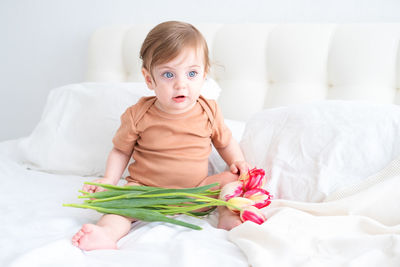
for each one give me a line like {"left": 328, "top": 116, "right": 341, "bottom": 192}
{"left": 1, "top": 0, "right": 400, "bottom": 141}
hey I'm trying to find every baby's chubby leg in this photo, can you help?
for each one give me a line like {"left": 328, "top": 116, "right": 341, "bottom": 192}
{"left": 72, "top": 182, "right": 138, "bottom": 251}
{"left": 199, "top": 171, "right": 239, "bottom": 189}
{"left": 199, "top": 171, "right": 243, "bottom": 231}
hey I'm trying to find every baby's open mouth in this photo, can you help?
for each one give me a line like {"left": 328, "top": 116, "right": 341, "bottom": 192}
{"left": 173, "top": 95, "right": 186, "bottom": 102}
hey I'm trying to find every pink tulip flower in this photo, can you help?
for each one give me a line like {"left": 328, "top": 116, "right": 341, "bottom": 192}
{"left": 219, "top": 181, "right": 244, "bottom": 201}
{"left": 243, "top": 188, "right": 272, "bottom": 209}
{"left": 240, "top": 206, "right": 266, "bottom": 225}
{"left": 226, "top": 197, "right": 255, "bottom": 213}
{"left": 239, "top": 168, "right": 267, "bottom": 191}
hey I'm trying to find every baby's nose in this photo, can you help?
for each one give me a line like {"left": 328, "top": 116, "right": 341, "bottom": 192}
{"left": 173, "top": 77, "right": 186, "bottom": 89}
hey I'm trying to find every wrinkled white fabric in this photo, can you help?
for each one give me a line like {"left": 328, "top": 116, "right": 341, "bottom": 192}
{"left": 228, "top": 156, "right": 400, "bottom": 267}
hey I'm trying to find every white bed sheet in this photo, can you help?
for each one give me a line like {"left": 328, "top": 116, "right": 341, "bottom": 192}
{"left": 0, "top": 140, "right": 248, "bottom": 267}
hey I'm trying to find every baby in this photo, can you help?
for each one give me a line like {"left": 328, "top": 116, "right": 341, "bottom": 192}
{"left": 72, "top": 21, "right": 251, "bottom": 251}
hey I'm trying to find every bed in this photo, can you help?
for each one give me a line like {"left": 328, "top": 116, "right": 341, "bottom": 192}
{"left": 2, "top": 23, "right": 400, "bottom": 267}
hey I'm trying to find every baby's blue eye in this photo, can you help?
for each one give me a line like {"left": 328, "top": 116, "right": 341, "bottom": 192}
{"left": 163, "top": 72, "right": 174, "bottom": 79}
{"left": 188, "top": 71, "right": 197, "bottom": 78}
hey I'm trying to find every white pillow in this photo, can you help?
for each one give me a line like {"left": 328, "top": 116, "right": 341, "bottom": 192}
{"left": 18, "top": 79, "right": 222, "bottom": 176}
{"left": 240, "top": 101, "right": 400, "bottom": 202}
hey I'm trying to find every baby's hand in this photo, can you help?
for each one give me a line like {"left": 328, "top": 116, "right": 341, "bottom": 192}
{"left": 82, "top": 178, "right": 115, "bottom": 194}
{"left": 229, "top": 161, "right": 251, "bottom": 176}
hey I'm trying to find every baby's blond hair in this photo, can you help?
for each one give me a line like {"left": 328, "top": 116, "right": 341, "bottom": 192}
{"left": 140, "top": 21, "right": 210, "bottom": 80}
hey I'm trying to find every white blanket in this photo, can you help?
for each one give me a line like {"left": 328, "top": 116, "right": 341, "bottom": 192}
{"left": 229, "top": 157, "right": 400, "bottom": 267}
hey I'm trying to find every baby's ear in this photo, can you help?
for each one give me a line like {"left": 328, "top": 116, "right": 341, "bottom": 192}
{"left": 142, "top": 68, "right": 155, "bottom": 90}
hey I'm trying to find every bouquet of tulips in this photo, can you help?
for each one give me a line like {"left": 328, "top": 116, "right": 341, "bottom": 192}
{"left": 219, "top": 168, "right": 272, "bottom": 224}
{"left": 64, "top": 168, "right": 272, "bottom": 230}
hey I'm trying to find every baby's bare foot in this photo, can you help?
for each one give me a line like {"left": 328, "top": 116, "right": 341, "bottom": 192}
{"left": 72, "top": 224, "right": 117, "bottom": 251}
{"left": 218, "top": 211, "right": 242, "bottom": 231}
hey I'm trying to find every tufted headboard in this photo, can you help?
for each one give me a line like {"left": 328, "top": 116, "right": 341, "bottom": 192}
{"left": 86, "top": 23, "right": 400, "bottom": 121}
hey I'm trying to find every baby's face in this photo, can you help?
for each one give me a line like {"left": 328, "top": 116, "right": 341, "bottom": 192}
{"left": 143, "top": 47, "right": 206, "bottom": 114}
